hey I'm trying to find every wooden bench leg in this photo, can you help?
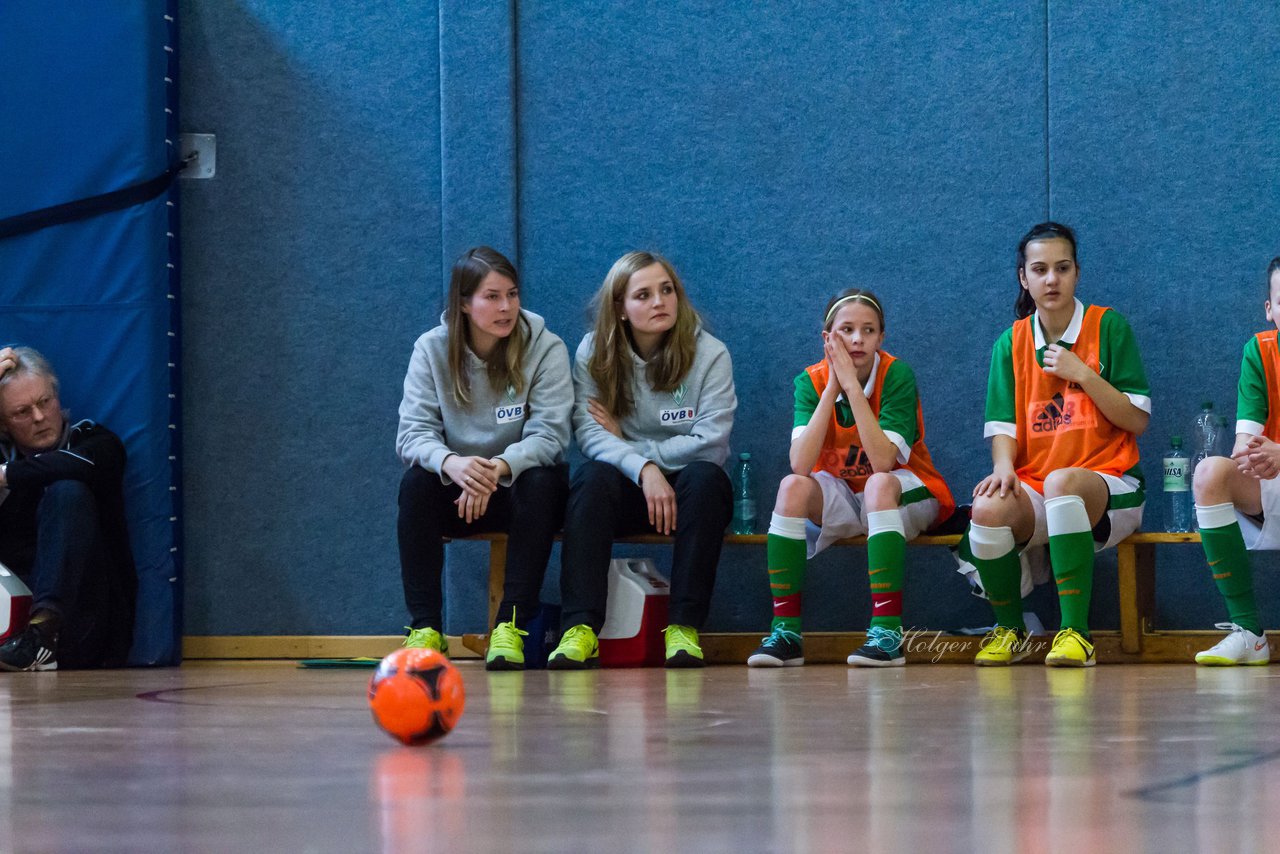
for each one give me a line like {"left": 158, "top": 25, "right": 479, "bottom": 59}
{"left": 487, "top": 537, "right": 507, "bottom": 629}
{"left": 1117, "top": 541, "right": 1155, "bottom": 654}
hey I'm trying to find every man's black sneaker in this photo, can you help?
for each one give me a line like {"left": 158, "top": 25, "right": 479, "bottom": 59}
{"left": 0, "top": 623, "right": 58, "bottom": 672}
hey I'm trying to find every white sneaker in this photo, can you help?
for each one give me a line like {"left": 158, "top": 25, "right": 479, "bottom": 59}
{"left": 1195, "top": 623, "right": 1270, "bottom": 666}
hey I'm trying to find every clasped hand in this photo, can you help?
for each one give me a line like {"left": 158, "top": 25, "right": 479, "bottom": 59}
{"left": 442, "top": 455, "right": 509, "bottom": 523}
{"left": 1234, "top": 436, "right": 1280, "bottom": 481}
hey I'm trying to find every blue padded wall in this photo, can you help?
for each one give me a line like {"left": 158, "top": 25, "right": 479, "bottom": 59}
{"left": 1049, "top": 2, "right": 1280, "bottom": 628}
{"left": 179, "top": 2, "right": 444, "bottom": 633}
{"left": 177, "top": 2, "right": 1280, "bottom": 639}
{"left": 0, "top": 2, "right": 180, "bottom": 663}
{"left": 515, "top": 1, "right": 1048, "bottom": 632}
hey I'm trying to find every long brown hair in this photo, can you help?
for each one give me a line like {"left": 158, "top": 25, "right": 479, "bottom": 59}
{"left": 588, "top": 251, "right": 700, "bottom": 419}
{"left": 445, "top": 246, "right": 528, "bottom": 406}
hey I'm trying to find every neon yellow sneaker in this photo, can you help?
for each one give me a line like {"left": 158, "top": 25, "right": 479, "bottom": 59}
{"left": 974, "top": 626, "right": 1031, "bottom": 666}
{"left": 548, "top": 624, "right": 599, "bottom": 670}
{"left": 402, "top": 626, "right": 448, "bottom": 656}
{"left": 486, "top": 617, "right": 527, "bottom": 671}
{"left": 1044, "top": 628, "right": 1095, "bottom": 667}
{"left": 664, "top": 625, "right": 705, "bottom": 668}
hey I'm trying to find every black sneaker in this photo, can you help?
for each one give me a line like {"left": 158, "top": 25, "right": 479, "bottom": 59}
{"left": 847, "top": 626, "right": 906, "bottom": 667}
{"left": 747, "top": 626, "right": 804, "bottom": 667}
{"left": 0, "top": 623, "right": 58, "bottom": 672}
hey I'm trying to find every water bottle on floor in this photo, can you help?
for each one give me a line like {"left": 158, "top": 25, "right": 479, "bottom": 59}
{"left": 1163, "top": 436, "right": 1192, "bottom": 533}
{"left": 732, "top": 452, "right": 756, "bottom": 535}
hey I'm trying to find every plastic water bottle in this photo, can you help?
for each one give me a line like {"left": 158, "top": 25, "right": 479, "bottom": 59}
{"left": 731, "top": 452, "right": 756, "bottom": 535}
{"left": 1163, "top": 436, "right": 1192, "bottom": 533}
{"left": 1188, "top": 402, "right": 1217, "bottom": 529}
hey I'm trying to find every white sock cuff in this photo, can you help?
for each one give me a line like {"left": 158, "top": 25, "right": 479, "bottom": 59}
{"left": 867, "top": 509, "right": 905, "bottom": 538}
{"left": 1196, "top": 502, "right": 1237, "bottom": 530}
{"left": 968, "top": 524, "right": 1015, "bottom": 560}
{"left": 1045, "top": 495, "right": 1091, "bottom": 536}
{"left": 769, "top": 513, "right": 808, "bottom": 540}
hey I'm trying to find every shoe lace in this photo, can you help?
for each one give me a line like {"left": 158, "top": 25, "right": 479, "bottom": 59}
{"left": 562, "top": 624, "right": 595, "bottom": 651}
{"left": 402, "top": 626, "right": 438, "bottom": 648}
{"left": 761, "top": 625, "right": 801, "bottom": 646}
{"left": 865, "top": 625, "right": 903, "bottom": 653}
{"left": 980, "top": 626, "right": 1019, "bottom": 653}
{"left": 491, "top": 619, "right": 528, "bottom": 645}
{"left": 1051, "top": 628, "right": 1090, "bottom": 652}
{"left": 664, "top": 625, "right": 698, "bottom": 647}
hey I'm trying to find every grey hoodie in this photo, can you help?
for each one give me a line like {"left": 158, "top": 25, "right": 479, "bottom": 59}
{"left": 397, "top": 310, "right": 572, "bottom": 485}
{"left": 573, "top": 327, "right": 737, "bottom": 484}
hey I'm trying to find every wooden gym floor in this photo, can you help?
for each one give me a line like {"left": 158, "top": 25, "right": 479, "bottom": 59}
{"left": 2, "top": 662, "right": 1279, "bottom": 852}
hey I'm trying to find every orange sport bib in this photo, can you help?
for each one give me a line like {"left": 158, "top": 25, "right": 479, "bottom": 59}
{"left": 1011, "top": 305, "right": 1140, "bottom": 493}
{"left": 805, "top": 353, "right": 954, "bottom": 524}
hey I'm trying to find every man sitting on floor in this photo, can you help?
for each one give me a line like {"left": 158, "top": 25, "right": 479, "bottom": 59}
{"left": 0, "top": 346, "right": 136, "bottom": 670}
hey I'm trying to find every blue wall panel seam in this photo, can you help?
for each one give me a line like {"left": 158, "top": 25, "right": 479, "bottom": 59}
{"left": 165, "top": 0, "right": 183, "bottom": 664}
{"left": 437, "top": 2, "right": 448, "bottom": 297}
{"left": 1044, "top": 0, "right": 1052, "bottom": 220}
{"left": 511, "top": 0, "right": 522, "bottom": 269}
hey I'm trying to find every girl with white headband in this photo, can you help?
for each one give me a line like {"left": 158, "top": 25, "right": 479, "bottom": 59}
{"left": 748, "top": 287, "right": 955, "bottom": 667}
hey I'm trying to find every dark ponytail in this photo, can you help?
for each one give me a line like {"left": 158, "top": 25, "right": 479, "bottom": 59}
{"left": 1014, "top": 222, "right": 1078, "bottom": 319}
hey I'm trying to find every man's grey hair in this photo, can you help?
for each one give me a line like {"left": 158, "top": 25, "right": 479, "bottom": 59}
{"left": 0, "top": 346, "right": 60, "bottom": 396}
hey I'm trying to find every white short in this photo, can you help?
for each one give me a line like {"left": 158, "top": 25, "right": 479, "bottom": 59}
{"left": 1236, "top": 475, "right": 1280, "bottom": 550}
{"left": 955, "top": 472, "right": 1145, "bottom": 597}
{"left": 805, "top": 469, "right": 941, "bottom": 559}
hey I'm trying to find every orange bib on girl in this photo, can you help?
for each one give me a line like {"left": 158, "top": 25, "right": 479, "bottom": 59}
{"left": 1254, "top": 330, "right": 1280, "bottom": 441}
{"left": 805, "top": 352, "right": 954, "bottom": 524}
{"left": 1011, "top": 305, "right": 1140, "bottom": 493}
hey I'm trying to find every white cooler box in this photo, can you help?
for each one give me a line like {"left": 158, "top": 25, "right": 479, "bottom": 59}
{"left": 599, "top": 559, "right": 670, "bottom": 668}
{"left": 0, "top": 562, "right": 31, "bottom": 643}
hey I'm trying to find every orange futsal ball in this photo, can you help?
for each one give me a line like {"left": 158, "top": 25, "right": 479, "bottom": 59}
{"left": 368, "top": 647, "right": 466, "bottom": 746}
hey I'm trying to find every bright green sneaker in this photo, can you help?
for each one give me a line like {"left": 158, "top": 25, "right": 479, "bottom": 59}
{"left": 402, "top": 626, "right": 448, "bottom": 656}
{"left": 974, "top": 626, "right": 1030, "bottom": 667}
{"left": 664, "top": 625, "right": 704, "bottom": 668}
{"left": 1044, "top": 628, "right": 1096, "bottom": 668}
{"left": 486, "top": 617, "right": 527, "bottom": 672}
{"left": 548, "top": 624, "right": 599, "bottom": 670}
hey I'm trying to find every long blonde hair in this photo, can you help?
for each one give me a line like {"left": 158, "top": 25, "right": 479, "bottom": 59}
{"left": 445, "top": 246, "right": 528, "bottom": 406}
{"left": 588, "top": 251, "right": 699, "bottom": 419}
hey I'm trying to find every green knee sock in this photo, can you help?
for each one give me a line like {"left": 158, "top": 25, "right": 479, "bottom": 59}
{"left": 1046, "top": 495, "right": 1095, "bottom": 635}
{"left": 767, "top": 515, "right": 808, "bottom": 633}
{"left": 1048, "top": 531, "right": 1094, "bottom": 634}
{"left": 1200, "top": 518, "right": 1259, "bottom": 634}
{"left": 867, "top": 510, "right": 905, "bottom": 632}
{"left": 964, "top": 525, "right": 1025, "bottom": 631}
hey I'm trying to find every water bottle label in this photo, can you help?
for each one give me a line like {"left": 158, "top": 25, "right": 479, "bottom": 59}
{"left": 1162, "top": 458, "right": 1188, "bottom": 492}
{"left": 736, "top": 500, "right": 757, "bottom": 518}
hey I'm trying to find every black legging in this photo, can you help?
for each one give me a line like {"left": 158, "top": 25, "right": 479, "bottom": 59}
{"left": 397, "top": 463, "right": 568, "bottom": 630}
{"left": 559, "top": 460, "right": 732, "bottom": 632}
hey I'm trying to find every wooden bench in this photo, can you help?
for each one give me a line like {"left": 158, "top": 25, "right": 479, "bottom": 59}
{"left": 453, "top": 531, "right": 1205, "bottom": 662}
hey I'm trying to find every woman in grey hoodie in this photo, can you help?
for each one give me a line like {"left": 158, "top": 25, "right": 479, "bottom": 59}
{"left": 396, "top": 246, "right": 573, "bottom": 671}
{"left": 549, "top": 251, "right": 737, "bottom": 669}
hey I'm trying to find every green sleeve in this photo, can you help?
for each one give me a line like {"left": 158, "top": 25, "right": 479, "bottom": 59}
{"left": 793, "top": 370, "right": 819, "bottom": 429}
{"left": 1237, "top": 336, "right": 1269, "bottom": 426}
{"left": 984, "top": 328, "right": 1016, "bottom": 426}
{"left": 1098, "top": 309, "right": 1150, "bottom": 398}
{"left": 878, "top": 359, "right": 919, "bottom": 446}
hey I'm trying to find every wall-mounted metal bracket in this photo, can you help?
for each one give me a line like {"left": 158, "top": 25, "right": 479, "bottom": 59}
{"left": 178, "top": 133, "right": 216, "bottom": 179}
